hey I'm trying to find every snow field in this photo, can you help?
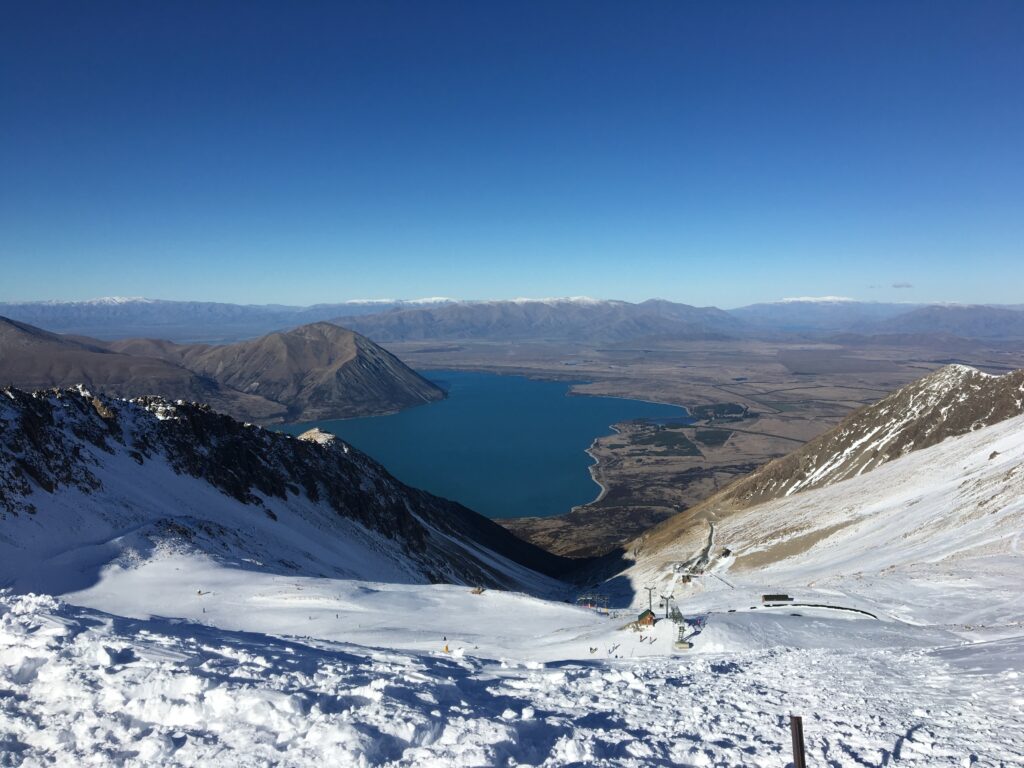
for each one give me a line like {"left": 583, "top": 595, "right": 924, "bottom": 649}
{"left": 3, "top": 593, "right": 1022, "bottom": 767}
{"left": 3, "top": 377, "right": 1024, "bottom": 765}
{"left": 624, "top": 413, "right": 1024, "bottom": 638}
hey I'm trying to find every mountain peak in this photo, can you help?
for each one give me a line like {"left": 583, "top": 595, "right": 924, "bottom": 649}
{"left": 921, "top": 363, "right": 992, "bottom": 384}
{"left": 0, "top": 317, "right": 443, "bottom": 424}
{"left": 716, "top": 365, "right": 1024, "bottom": 506}
{"left": 283, "top": 320, "right": 357, "bottom": 338}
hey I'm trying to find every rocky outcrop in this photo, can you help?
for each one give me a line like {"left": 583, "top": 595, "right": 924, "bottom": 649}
{"left": 0, "top": 386, "right": 570, "bottom": 588}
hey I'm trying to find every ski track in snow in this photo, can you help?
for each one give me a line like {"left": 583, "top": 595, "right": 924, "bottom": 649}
{"left": 2, "top": 593, "right": 1022, "bottom": 767}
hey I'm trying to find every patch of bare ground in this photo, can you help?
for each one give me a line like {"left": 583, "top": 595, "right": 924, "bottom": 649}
{"left": 731, "top": 519, "right": 857, "bottom": 570}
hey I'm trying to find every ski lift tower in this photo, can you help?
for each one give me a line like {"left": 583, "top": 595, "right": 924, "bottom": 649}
{"left": 643, "top": 586, "right": 656, "bottom": 613}
{"left": 575, "top": 593, "right": 610, "bottom": 615}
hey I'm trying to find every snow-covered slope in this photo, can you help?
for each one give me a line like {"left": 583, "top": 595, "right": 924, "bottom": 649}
{"left": 0, "top": 386, "right": 567, "bottom": 595}
{"left": 622, "top": 410, "right": 1024, "bottom": 637}
{"left": 703, "top": 364, "right": 1024, "bottom": 506}
{"left": 4, "top": 377, "right": 1024, "bottom": 765}
{"left": 5, "top": 412, "right": 1024, "bottom": 765}
{"left": 4, "top": 591, "right": 1021, "bottom": 766}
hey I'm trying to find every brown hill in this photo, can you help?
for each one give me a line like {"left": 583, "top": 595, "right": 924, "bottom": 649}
{"left": 1, "top": 317, "right": 443, "bottom": 423}
{"left": 113, "top": 323, "right": 445, "bottom": 421}
{"left": 0, "top": 316, "right": 284, "bottom": 421}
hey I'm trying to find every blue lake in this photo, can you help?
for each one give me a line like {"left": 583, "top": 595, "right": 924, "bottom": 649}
{"left": 283, "top": 370, "right": 687, "bottom": 519}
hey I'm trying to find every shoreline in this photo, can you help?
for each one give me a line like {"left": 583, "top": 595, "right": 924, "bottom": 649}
{"left": 564, "top": 384, "right": 692, "bottom": 413}
{"left": 578, "top": 423, "right": 625, "bottom": 510}
{"left": 415, "top": 367, "right": 692, "bottom": 517}
{"left": 288, "top": 365, "right": 692, "bottom": 522}
{"left": 582, "top": 444, "right": 609, "bottom": 508}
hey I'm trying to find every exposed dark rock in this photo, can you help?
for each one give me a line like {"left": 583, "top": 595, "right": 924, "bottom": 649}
{"left": 0, "top": 386, "right": 573, "bottom": 587}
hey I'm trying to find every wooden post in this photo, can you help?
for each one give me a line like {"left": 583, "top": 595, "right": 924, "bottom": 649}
{"left": 790, "top": 715, "right": 806, "bottom": 768}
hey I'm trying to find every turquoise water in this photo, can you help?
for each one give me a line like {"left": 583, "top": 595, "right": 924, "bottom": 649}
{"left": 283, "top": 370, "right": 687, "bottom": 519}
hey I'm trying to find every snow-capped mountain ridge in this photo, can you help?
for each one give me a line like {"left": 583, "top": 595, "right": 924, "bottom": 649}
{"left": 620, "top": 362, "right": 1024, "bottom": 610}
{"left": 338, "top": 296, "right": 459, "bottom": 305}
{"left": 62, "top": 296, "right": 154, "bottom": 306}
{"left": 713, "top": 364, "right": 1024, "bottom": 505}
{"left": 6, "top": 295, "right": 1024, "bottom": 342}
{"left": 334, "top": 297, "right": 746, "bottom": 343}
{"left": 0, "top": 386, "right": 567, "bottom": 594}
{"left": 504, "top": 296, "right": 610, "bottom": 305}
{"left": 0, "top": 296, "right": 154, "bottom": 306}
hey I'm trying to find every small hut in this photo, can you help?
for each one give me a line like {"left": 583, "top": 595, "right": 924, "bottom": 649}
{"left": 637, "top": 608, "right": 656, "bottom": 626}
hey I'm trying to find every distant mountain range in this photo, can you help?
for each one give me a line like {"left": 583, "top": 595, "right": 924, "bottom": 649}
{"left": 0, "top": 317, "right": 443, "bottom": 423}
{"left": 735, "top": 298, "right": 1024, "bottom": 339}
{"left": 0, "top": 297, "right": 458, "bottom": 343}
{"left": 868, "top": 304, "right": 1024, "bottom": 339}
{"left": 334, "top": 298, "right": 746, "bottom": 343}
{"left": 730, "top": 299, "right": 916, "bottom": 332}
{"left": 3, "top": 296, "right": 1024, "bottom": 343}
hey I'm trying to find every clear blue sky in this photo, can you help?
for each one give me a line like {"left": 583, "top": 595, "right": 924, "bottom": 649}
{"left": 1, "top": 2, "right": 1022, "bottom": 307}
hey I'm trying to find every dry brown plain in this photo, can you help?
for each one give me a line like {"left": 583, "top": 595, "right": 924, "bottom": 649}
{"left": 386, "top": 336, "right": 1024, "bottom": 557}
